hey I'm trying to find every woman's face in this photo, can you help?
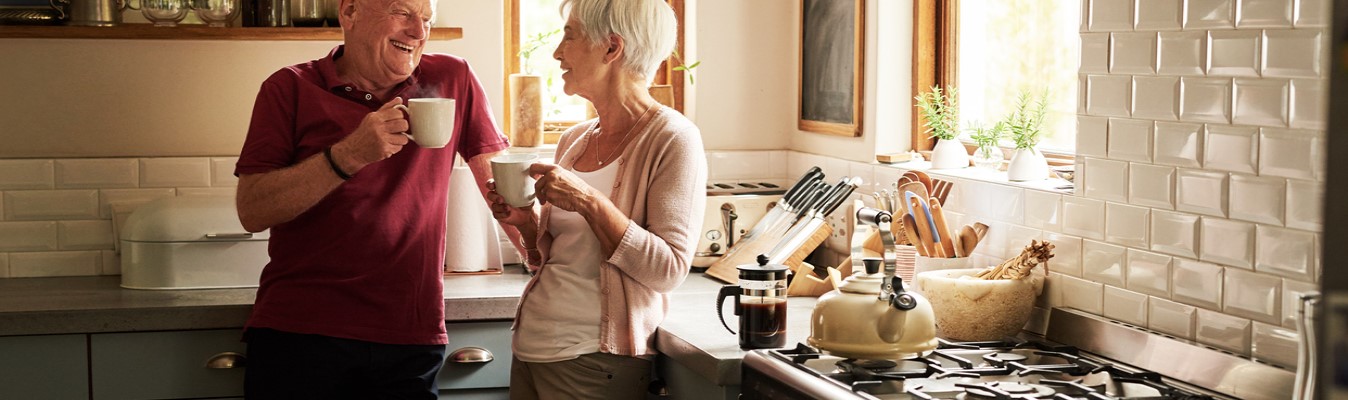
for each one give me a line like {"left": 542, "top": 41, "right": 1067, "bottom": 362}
{"left": 552, "top": 16, "right": 610, "bottom": 98}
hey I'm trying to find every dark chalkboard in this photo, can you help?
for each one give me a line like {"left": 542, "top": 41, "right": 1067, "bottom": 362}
{"left": 799, "top": 0, "right": 863, "bottom": 136}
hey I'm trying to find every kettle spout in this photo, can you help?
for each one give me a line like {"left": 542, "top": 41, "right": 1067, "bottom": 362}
{"left": 877, "top": 306, "right": 908, "bottom": 343}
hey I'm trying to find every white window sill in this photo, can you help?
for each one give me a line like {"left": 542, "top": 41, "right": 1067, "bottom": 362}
{"left": 875, "top": 158, "right": 1075, "bottom": 194}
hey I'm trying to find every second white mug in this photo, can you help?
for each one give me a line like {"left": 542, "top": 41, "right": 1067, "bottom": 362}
{"left": 394, "top": 98, "right": 456, "bottom": 149}
{"left": 491, "top": 153, "right": 540, "bottom": 207}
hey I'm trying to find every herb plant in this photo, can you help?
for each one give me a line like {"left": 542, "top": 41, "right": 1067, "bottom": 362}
{"left": 967, "top": 120, "right": 1007, "bottom": 151}
{"left": 1003, "top": 90, "right": 1049, "bottom": 150}
{"left": 914, "top": 85, "right": 959, "bottom": 141}
{"left": 518, "top": 29, "right": 560, "bottom": 75}
{"left": 671, "top": 50, "right": 701, "bottom": 85}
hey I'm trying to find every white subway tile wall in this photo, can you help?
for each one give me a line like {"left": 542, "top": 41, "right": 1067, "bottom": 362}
{"left": 1125, "top": 249, "right": 1171, "bottom": 297}
{"left": 1103, "top": 286, "right": 1149, "bottom": 326}
{"left": 1082, "top": 240, "right": 1127, "bottom": 287}
{"left": 1195, "top": 308, "right": 1252, "bottom": 355}
{"left": 1223, "top": 267, "right": 1282, "bottom": 324}
{"left": 1129, "top": 163, "right": 1176, "bottom": 208}
{"left": 0, "top": 157, "right": 240, "bottom": 279}
{"left": 1152, "top": 121, "right": 1204, "bottom": 167}
{"left": 1172, "top": 258, "right": 1224, "bottom": 309}
{"left": 1105, "top": 203, "right": 1150, "bottom": 248}
{"left": 1148, "top": 297, "right": 1197, "bottom": 339}
{"left": 1251, "top": 321, "right": 1298, "bottom": 366}
{"left": 1150, "top": 210, "right": 1200, "bottom": 258}
{"left": 841, "top": 0, "right": 1317, "bottom": 369}
{"left": 0, "top": 160, "right": 55, "bottom": 190}
{"left": 1228, "top": 174, "right": 1286, "bottom": 224}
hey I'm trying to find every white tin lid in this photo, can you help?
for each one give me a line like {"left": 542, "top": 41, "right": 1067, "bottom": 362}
{"left": 121, "top": 195, "right": 270, "bottom": 243}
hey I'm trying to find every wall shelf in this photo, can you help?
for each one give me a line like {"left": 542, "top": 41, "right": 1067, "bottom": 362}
{"left": 0, "top": 25, "right": 462, "bottom": 40}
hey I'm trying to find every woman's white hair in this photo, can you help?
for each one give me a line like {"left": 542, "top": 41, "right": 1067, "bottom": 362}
{"left": 560, "top": 0, "right": 677, "bottom": 84}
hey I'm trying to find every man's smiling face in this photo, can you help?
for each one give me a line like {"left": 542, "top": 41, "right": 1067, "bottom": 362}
{"left": 342, "top": 0, "right": 434, "bottom": 86}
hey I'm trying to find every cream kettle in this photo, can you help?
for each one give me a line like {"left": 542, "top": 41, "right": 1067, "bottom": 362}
{"left": 807, "top": 207, "right": 938, "bottom": 360}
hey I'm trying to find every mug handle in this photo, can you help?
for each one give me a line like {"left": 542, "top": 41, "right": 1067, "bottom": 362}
{"left": 392, "top": 104, "right": 414, "bottom": 143}
{"left": 48, "top": 0, "right": 68, "bottom": 19}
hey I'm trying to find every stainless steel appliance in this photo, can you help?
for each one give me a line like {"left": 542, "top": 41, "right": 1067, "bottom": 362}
{"left": 741, "top": 308, "right": 1295, "bottom": 400}
{"left": 692, "top": 179, "right": 787, "bottom": 267}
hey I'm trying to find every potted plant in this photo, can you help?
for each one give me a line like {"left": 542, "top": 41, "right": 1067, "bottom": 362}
{"left": 1002, "top": 90, "right": 1050, "bottom": 181}
{"left": 649, "top": 50, "right": 700, "bottom": 108}
{"left": 509, "top": 29, "right": 559, "bottom": 147}
{"left": 967, "top": 120, "right": 1006, "bottom": 170}
{"left": 914, "top": 85, "right": 967, "bottom": 169}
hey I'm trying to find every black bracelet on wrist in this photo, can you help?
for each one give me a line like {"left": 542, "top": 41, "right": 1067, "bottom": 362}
{"left": 323, "top": 146, "right": 354, "bottom": 180}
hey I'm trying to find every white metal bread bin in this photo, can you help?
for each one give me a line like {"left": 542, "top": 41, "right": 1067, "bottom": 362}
{"left": 120, "top": 195, "right": 270, "bottom": 290}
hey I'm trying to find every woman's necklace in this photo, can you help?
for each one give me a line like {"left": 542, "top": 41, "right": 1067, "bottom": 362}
{"left": 592, "top": 105, "right": 655, "bottom": 166}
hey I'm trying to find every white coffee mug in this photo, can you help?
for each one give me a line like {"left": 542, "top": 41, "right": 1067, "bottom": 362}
{"left": 394, "top": 98, "right": 455, "bottom": 149}
{"left": 491, "top": 153, "right": 540, "bottom": 207}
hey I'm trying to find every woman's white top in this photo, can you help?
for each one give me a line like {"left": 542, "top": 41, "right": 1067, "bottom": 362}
{"left": 513, "top": 161, "right": 621, "bottom": 362}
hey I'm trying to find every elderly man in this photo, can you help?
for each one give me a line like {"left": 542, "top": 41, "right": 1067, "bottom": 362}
{"left": 232, "top": 0, "right": 509, "bottom": 396}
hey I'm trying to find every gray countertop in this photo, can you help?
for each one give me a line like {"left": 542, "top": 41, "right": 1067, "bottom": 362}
{"left": 0, "top": 270, "right": 812, "bottom": 387}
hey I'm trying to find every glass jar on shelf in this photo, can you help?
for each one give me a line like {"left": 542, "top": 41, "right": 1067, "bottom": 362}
{"left": 289, "top": 0, "right": 321, "bottom": 26}
{"left": 140, "top": 0, "right": 188, "bottom": 26}
{"left": 190, "top": 0, "right": 237, "bottom": 27}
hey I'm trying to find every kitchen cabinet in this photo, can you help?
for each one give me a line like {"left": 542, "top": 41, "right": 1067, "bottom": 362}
{"left": 657, "top": 355, "right": 739, "bottom": 400}
{"left": 437, "top": 320, "right": 513, "bottom": 399}
{"left": 0, "top": 334, "right": 89, "bottom": 399}
{"left": 91, "top": 329, "right": 247, "bottom": 400}
{"left": 0, "top": 25, "right": 462, "bottom": 40}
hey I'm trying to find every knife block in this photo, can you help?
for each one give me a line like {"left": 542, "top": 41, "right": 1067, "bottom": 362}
{"left": 706, "top": 223, "right": 834, "bottom": 284}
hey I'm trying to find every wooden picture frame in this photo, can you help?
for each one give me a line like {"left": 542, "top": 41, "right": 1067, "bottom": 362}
{"left": 798, "top": 0, "right": 865, "bottom": 137}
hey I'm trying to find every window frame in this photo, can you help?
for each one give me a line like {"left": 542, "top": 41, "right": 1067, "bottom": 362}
{"left": 504, "top": 0, "right": 687, "bottom": 144}
{"left": 911, "top": 0, "right": 1074, "bottom": 166}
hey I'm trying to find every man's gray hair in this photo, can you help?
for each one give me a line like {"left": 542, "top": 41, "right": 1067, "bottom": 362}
{"left": 560, "top": 0, "right": 677, "bottom": 84}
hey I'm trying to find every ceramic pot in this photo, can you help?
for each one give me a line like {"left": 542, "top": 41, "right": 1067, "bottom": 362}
{"left": 1006, "top": 148, "right": 1048, "bottom": 181}
{"left": 509, "top": 74, "right": 544, "bottom": 147}
{"left": 929, "top": 138, "right": 969, "bottom": 169}
{"left": 914, "top": 268, "right": 1043, "bottom": 341}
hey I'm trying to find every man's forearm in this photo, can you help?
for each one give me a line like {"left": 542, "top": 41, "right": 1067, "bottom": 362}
{"left": 236, "top": 151, "right": 348, "bottom": 232}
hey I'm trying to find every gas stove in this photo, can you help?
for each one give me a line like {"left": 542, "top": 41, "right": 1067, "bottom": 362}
{"left": 741, "top": 308, "right": 1294, "bottom": 400}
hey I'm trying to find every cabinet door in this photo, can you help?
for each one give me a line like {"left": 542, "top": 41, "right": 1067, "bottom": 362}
{"left": 437, "top": 321, "right": 513, "bottom": 390}
{"left": 0, "top": 334, "right": 89, "bottom": 400}
{"left": 91, "top": 329, "right": 246, "bottom": 400}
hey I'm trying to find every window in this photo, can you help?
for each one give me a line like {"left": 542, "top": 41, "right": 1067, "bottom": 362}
{"left": 913, "top": 0, "right": 1080, "bottom": 158}
{"left": 505, "top": 0, "right": 687, "bottom": 142}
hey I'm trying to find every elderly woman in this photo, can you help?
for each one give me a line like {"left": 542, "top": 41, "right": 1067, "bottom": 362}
{"left": 486, "top": 0, "right": 706, "bottom": 398}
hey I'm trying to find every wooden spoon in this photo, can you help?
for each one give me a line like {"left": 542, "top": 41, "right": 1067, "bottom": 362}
{"left": 959, "top": 224, "right": 979, "bottom": 256}
{"left": 929, "top": 199, "right": 957, "bottom": 258}
{"left": 902, "top": 213, "right": 929, "bottom": 257}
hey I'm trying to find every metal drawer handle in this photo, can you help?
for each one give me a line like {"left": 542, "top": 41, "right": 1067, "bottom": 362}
{"left": 205, "top": 233, "right": 254, "bottom": 240}
{"left": 205, "top": 352, "right": 247, "bottom": 369}
{"left": 448, "top": 347, "right": 494, "bottom": 364}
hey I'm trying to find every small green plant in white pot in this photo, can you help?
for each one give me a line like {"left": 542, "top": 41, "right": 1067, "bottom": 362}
{"left": 1002, "top": 90, "right": 1049, "bottom": 181}
{"left": 915, "top": 85, "right": 967, "bottom": 169}
{"left": 967, "top": 120, "right": 1006, "bottom": 170}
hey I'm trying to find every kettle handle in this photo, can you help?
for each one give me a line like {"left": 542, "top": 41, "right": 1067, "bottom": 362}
{"left": 47, "top": 0, "right": 67, "bottom": 19}
{"left": 715, "top": 285, "right": 739, "bottom": 334}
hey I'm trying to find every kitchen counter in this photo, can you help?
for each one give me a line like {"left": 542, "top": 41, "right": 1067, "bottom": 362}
{"left": 0, "top": 270, "right": 534, "bottom": 336}
{"left": 0, "top": 270, "right": 809, "bottom": 387}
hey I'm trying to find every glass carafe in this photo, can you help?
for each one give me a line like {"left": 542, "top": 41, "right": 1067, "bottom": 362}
{"left": 716, "top": 254, "right": 789, "bottom": 349}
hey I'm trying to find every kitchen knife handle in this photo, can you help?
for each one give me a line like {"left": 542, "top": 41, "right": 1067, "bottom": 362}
{"left": 781, "top": 166, "right": 823, "bottom": 205}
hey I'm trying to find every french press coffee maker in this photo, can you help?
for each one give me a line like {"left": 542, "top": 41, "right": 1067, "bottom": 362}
{"left": 716, "top": 254, "right": 789, "bottom": 349}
